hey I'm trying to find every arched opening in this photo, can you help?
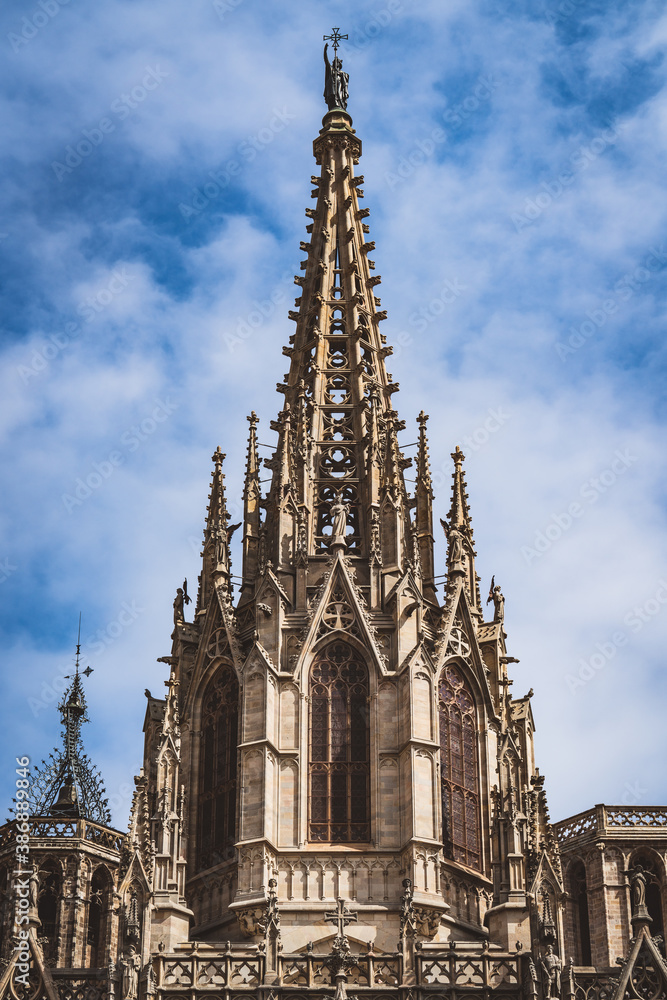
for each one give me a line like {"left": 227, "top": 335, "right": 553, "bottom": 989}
{"left": 569, "top": 860, "right": 592, "bottom": 965}
{"left": 630, "top": 851, "right": 665, "bottom": 938}
{"left": 87, "top": 867, "right": 111, "bottom": 968}
{"left": 197, "top": 663, "right": 239, "bottom": 871}
{"left": 438, "top": 663, "right": 481, "bottom": 870}
{"left": 309, "top": 640, "right": 369, "bottom": 843}
{"left": 38, "top": 861, "right": 61, "bottom": 963}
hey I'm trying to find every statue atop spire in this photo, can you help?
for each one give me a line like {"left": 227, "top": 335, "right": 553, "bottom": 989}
{"left": 323, "top": 28, "right": 350, "bottom": 111}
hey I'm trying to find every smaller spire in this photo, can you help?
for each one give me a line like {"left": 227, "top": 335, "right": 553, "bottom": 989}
{"left": 442, "top": 446, "right": 482, "bottom": 615}
{"left": 199, "top": 448, "right": 240, "bottom": 609}
{"left": 241, "top": 413, "right": 262, "bottom": 597}
{"left": 243, "top": 413, "right": 260, "bottom": 500}
{"left": 415, "top": 412, "right": 436, "bottom": 602}
{"left": 29, "top": 623, "right": 110, "bottom": 826}
{"left": 416, "top": 412, "right": 433, "bottom": 494}
{"left": 381, "top": 410, "right": 402, "bottom": 499}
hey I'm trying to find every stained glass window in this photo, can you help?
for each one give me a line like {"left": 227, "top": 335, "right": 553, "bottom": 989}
{"left": 439, "top": 664, "right": 481, "bottom": 869}
{"left": 309, "top": 641, "right": 369, "bottom": 843}
{"left": 198, "top": 664, "right": 239, "bottom": 870}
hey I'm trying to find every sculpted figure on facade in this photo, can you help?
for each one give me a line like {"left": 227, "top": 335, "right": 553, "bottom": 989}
{"left": 541, "top": 945, "right": 562, "bottom": 998}
{"left": 120, "top": 947, "right": 141, "bottom": 1000}
{"left": 329, "top": 497, "right": 349, "bottom": 547}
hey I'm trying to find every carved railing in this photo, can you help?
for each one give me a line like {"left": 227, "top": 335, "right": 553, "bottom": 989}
{"left": 51, "top": 969, "right": 107, "bottom": 1000}
{"left": 554, "top": 805, "right": 667, "bottom": 845}
{"left": 0, "top": 818, "right": 124, "bottom": 853}
{"left": 417, "top": 950, "right": 523, "bottom": 990}
{"left": 573, "top": 971, "right": 619, "bottom": 1000}
{"left": 154, "top": 952, "right": 401, "bottom": 991}
{"left": 280, "top": 952, "right": 400, "bottom": 988}
{"left": 156, "top": 953, "right": 263, "bottom": 991}
{"left": 154, "top": 950, "right": 526, "bottom": 993}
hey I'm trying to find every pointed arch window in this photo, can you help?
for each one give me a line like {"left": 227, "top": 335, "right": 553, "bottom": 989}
{"left": 38, "top": 861, "right": 61, "bottom": 962}
{"left": 198, "top": 664, "right": 239, "bottom": 871}
{"left": 439, "top": 664, "right": 481, "bottom": 869}
{"left": 630, "top": 851, "right": 665, "bottom": 939}
{"left": 309, "top": 641, "right": 369, "bottom": 843}
{"left": 569, "top": 860, "right": 592, "bottom": 965}
{"left": 87, "top": 867, "right": 111, "bottom": 967}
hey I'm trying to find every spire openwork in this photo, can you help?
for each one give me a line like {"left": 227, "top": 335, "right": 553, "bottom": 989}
{"left": 248, "top": 34, "right": 423, "bottom": 610}
{"left": 29, "top": 626, "right": 110, "bottom": 825}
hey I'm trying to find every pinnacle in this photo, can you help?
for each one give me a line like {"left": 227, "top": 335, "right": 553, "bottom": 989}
{"left": 29, "top": 648, "right": 111, "bottom": 826}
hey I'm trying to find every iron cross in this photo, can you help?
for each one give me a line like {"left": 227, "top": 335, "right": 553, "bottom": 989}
{"left": 323, "top": 28, "right": 348, "bottom": 54}
{"left": 325, "top": 897, "right": 357, "bottom": 936}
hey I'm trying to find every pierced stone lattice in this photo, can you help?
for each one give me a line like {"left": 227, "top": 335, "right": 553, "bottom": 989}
{"left": 627, "top": 952, "right": 665, "bottom": 1000}
{"left": 447, "top": 625, "right": 471, "bottom": 659}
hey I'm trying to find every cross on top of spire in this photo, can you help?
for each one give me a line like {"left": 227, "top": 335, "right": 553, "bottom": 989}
{"left": 323, "top": 27, "right": 348, "bottom": 53}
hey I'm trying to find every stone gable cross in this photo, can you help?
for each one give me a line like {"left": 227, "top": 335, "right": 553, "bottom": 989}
{"left": 325, "top": 897, "right": 357, "bottom": 938}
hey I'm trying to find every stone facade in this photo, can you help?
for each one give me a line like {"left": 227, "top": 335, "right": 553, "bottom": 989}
{"left": 1, "top": 44, "right": 666, "bottom": 1000}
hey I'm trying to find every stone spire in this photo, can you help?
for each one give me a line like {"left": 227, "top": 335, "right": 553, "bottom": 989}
{"left": 415, "top": 411, "right": 436, "bottom": 603}
{"left": 198, "top": 446, "right": 238, "bottom": 611}
{"left": 251, "top": 82, "right": 418, "bottom": 608}
{"left": 29, "top": 637, "right": 110, "bottom": 826}
{"left": 240, "top": 412, "right": 261, "bottom": 599}
{"left": 443, "top": 445, "right": 482, "bottom": 617}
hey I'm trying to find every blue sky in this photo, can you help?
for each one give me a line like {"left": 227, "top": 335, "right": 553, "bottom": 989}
{"left": 1, "top": 0, "right": 666, "bottom": 827}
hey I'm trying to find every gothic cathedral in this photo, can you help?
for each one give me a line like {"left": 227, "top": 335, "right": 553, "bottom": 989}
{"left": 2, "top": 39, "right": 666, "bottom": 1000}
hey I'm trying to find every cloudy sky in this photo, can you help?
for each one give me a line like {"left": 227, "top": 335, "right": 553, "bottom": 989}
{"left": 1, "top": 0, "right": 666, "bottom": 829}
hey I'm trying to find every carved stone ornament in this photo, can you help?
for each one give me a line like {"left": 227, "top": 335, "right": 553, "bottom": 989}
{"left": 237, "top": 906, "right": 267, "bottom": 938}
{"left": 412, "top": 905, "right": 442, "bottom": 939}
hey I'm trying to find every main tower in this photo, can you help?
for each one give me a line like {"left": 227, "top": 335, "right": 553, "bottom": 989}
{"left": 10, "top": 34, "right": 666, "bottom": 1000}
{"left": 138, "top": 33, "right": 560, "bottom": 962}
